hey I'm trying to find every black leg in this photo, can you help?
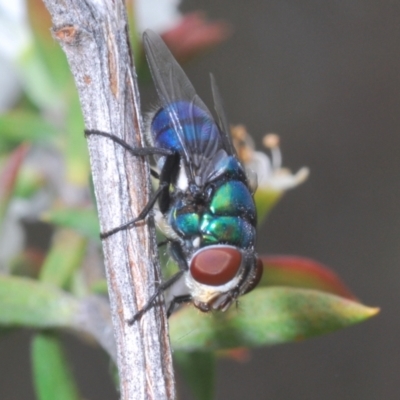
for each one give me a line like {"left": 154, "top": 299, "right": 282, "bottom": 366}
{"left": 166, "top": 295, "right": 192, "bottom": 317}
{"left": 100, "top": 181, "right": 168, "bottom": 239}
{"left": 168, "top": 241, "right": 189, "bottom": 272}
{"left": 85, "top": 130, "right": 165, "bottom": 183}
{"left": 85, "top": 129, "right": 173, "bottom": 157}
{"left": 150, "top": 169, "right": 160, "bottom": 180}
{"left": 157, "top": 240, "right": 169, "bottom": 248}
{"left": 87, "top": 128, "right": 192, "bottom": 321}
{"left": 85, "top": 129, "right": 177, "bottom": 239}
{"left": 127, "top": 270, "right": 186, "bottom": 325}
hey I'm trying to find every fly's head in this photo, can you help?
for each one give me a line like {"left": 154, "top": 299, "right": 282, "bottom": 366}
{"left": 186, "top": 245, "right": 263, "bottom": 312}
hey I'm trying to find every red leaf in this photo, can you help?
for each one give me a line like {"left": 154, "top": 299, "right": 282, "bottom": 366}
{"left": 259, "top": 255, "right": 357, "bottom": 300}
{"left": 161, "top": 12, "right": 232, "bottom": 64}
{"left": 0, "top": 144, "right": 30, "bottom": 218}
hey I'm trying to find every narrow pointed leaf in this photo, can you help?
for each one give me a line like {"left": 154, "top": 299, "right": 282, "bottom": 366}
{"left": 90, "top": 279, "right": 108, "bottom": 295}
{"left": 32, "top": 332, "right": 81, "bottom": 400}
{"left": 27, "top": 0, "right": 72, "bottom": 93}
{"left": 0, "top": 275, "right": 79, "bottom": 328}
{"left": 126, "top": 1, "right": 142, "bottom": 69}
{"left": 260, "top": 255, "right": 356, "bottom": 300}
{"left": 42, "top": 208, "right": 100, "bottom": 241}
{"left": 174, "top": 351, "right": 215, "bottom": 400}
{"left": 0, "top": 276, "right": 116, "bottom": 359}
{"left": 40, "top": 230, "right": 87, "bottom": 288}
{"left": 254, "top": 189, "right": 282, "bottom": 223}
{"left": 170, "top": 287, "right": 379, "bottom": 351}
{"left": 17, "top": 46, "right": 63, "bottom": 110}
{"left": 0, "top": 111, "right": 57, "bottom": 147}
{"left": 13, "top": 167, "right": 45, "bottom": 199}
{"left": 65, "top": 94, "right": 89, "bottom": 185}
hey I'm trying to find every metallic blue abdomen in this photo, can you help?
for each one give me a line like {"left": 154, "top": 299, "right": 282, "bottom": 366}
{"left": 151, "top": 101, "right": 221, "bottom": 154}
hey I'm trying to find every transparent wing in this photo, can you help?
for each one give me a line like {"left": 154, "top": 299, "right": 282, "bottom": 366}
{"left": 143, "top": 30, "right": 228, "bottom": 180}
{"left": 210, "top": 73, "right": 237, "bottom": 156}
{"left": 143, "top": 30, "right": 207, "bottom": 109}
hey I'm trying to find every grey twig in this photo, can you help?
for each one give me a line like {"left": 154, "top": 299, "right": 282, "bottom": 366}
{"left": 41, "top": 1, "right": 175, "bottom": 398}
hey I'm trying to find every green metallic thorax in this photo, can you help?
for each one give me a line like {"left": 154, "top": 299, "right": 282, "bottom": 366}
{"left": 169, "top": 179, "right": 256, "bottom": 249}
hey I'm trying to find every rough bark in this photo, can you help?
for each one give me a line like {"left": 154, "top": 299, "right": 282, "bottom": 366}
{"left": 41, "top": 1, "right": 176, "bottom": 398}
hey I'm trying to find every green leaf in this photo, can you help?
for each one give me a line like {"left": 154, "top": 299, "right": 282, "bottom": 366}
{"left": 89, "top": 279, "right": 108, "bottom": 295}
{"left": 65, "top": 94, "right": 88, "bottom": 185}
{"left": 0, "top": 275, "right": 79, "bottom": 328}
{"left": 126, "top": 1, "right": 143, "bottom": 69}
{"left": 254, "top": 188, "right": 283, "bottom": 224}
{"left": 17, "top": 45, "right": 63, "bottom": 111}
{"left": 32, "top": 332, "right": 81, "bottom": 400}
{"left": 40, "top": 230, "right": 87, "bottom": 288}
{"left": 0, "top": 111, "right": 57, "bottom": 148}
{"left": 42, "top": 208, "right": 100, "bottom": 241}
{"left": 13, "top": 167, "right": 45, "bottom": 199}
{"left": 174, "top": 351, "right": 215, "bottom": 400}
{"left": 9, "top": 248, "right": 46, "bottom": 278}
{"left": 170, "top": 287, "right": 379, "bottom": 351}
{"left": 26, "top": 0, "right": 72, "bottom": 94}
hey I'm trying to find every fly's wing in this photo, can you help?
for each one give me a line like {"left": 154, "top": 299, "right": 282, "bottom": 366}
{"left": 143, "top": 30, "right": 225, "bottom": 180}
{"left": 210, "top": 74, "right": 257, "bottom": 189}
{"left": 210, "top": 73, "right": 237, "bottom": 156}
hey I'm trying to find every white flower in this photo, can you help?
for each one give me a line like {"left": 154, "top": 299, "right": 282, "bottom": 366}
{"left": 231, "top": 125, "right": 309, "bottom": 194}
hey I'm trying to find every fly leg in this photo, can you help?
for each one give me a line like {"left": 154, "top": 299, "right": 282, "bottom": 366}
{"left": 86, "top": 129, "right": 189, "bottom": 321}
{"left": 128, "top": 240, "right": 191, "bottom": 323}
{"left": 84, "top": 129, "right": 179, "bottom": 238}
{"left": 100, "top": 182, "right": 168, "bottom": 239}
{"left": 127, "top": 270, "right": 188, "bottom": 324}
{"left": 166, "top": 295, "right": 192, "bottom": 317}
{"left": 168, "top": 240, "right": 190, "bottom": 271}
{"left": 85, "top": 129, "right": 173, "bottom": 157}
{"left": 163, "top": 241, "right": 192, "bottom": 316}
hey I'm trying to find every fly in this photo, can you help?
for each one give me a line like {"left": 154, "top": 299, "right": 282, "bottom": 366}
{"left": 85, "top": 30, "right": 263, "bottom": 323}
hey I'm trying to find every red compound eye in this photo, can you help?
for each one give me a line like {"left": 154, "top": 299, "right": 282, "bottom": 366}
{"left": 244, "top": 257, "right": 264, "bottom": 294}
{"left": 190, "top": 247, "right": 242, "bottom": 286}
